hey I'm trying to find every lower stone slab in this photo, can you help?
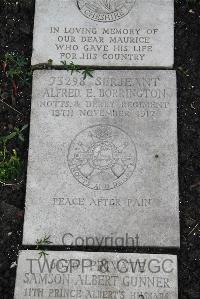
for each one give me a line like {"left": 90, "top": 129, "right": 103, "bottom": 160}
{"left": 14, "top": 250, "right": 178, "bottom": 299}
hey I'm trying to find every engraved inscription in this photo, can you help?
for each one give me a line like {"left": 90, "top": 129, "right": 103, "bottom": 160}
{"left": 50, "top": 26, "right": 160, "bottom": 63}
{"left": 68, "top": 125, "right": 137, "bottom": 190}
{"left": 40, "top": 75, "right": 170, "bottom": 119}
{"left": 77, "top": 0, "right": 135, "bottom": 22}
{"left": 19, "top": 253, "right": 177, "bottom": 299}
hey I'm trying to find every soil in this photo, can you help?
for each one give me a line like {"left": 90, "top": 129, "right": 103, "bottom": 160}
{"left": 0, "top": 0, "right": 200, "bottom": 298}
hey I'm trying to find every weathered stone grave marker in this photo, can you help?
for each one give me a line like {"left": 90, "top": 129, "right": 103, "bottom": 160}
{"left": 23, "top": 69, "right": 179, "bottom": 247}
{"left": 13, "top": 0, "right": 180, "bottom": 297}
{"left": 32, "top": 0, "right": 174, "bottom": 67}
{"left": 14, "top": 250, "right": 178, "bottom": 299}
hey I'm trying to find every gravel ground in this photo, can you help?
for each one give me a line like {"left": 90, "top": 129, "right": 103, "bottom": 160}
{"left": 0, "top": 0, "right": 200, "bottom": 298}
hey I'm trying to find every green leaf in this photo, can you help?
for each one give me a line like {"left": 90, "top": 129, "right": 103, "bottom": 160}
{"left": 47, "top": 59, "right": 53, "bottom": 65}
{"left": 61, "top": 60, "right": 68, "bottom": 67}
{"left": 82, "top": 68, "right": 94, "bottom": 80}
{"left": 0, "top": 148, "right": 23, "bottom": 182}
{"left": 21, "top": 124, "right": 28, "bottom": 132}
{"left": 5, "top": 132, "right": 17, "bottom": 141}
{"left": 14, "top": 127, "right": 20, "bottom": 133}
{"left": 18, "top": 134, "right": 25, "bottom": 142}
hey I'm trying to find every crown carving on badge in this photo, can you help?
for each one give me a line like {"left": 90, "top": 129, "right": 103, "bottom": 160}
{"left": 87, "top": 0, "right": 124, "bottom": 13}
{"left": 93, "top": 126, "right": 112, "bottom": 140}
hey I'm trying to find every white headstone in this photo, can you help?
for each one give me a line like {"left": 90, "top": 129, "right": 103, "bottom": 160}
{"left": 14, "top": 250, "right": 178, "bottom": 299}
{"left": 23, "top": 70, "right": 179, "bottom": 247}
{"left": 32, "top": 0, "right": 174, "bottom": 68}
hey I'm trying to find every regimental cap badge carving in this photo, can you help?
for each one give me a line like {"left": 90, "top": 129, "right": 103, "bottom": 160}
{"left": 68, "top": 125, "right": 137, "bottom": 190}
{"left": 77, "top": 0, "right": 136, "bottom": 22}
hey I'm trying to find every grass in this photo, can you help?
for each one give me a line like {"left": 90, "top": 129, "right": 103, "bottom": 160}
{"left": 0, "top": 125, "right": 28, "bottom": 184}
{"left": 0, "top": 149, "right": 23, "bottom": 183}
{"left": 0, "top": 52, "right": 32, "bottom": 107}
